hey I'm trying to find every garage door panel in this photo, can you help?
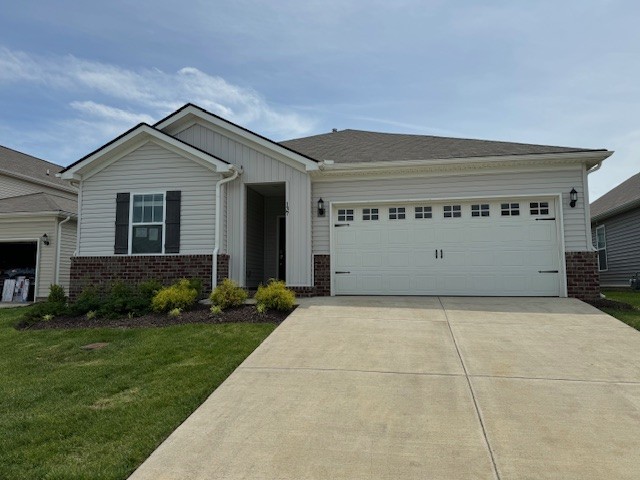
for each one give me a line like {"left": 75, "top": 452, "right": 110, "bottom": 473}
{"left": 333, "top": 198, "right": 561, "bottom": 296}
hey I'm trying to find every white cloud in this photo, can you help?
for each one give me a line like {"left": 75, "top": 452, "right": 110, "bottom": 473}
{"left": 0, "top": 46, "right": 316, "bottom": 164}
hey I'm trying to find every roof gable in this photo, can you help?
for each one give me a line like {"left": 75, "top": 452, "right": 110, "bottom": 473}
{"left": 154, "top": 104, "right": 319, "bottom": 172}
{"left": 60, "top": 123, "right": 233, "bottom": 180}
{"left": 591, "top": 171, "right": 640, "bottom": 220}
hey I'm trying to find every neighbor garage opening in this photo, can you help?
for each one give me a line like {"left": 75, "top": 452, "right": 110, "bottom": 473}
{"left": 0, "top": 241, "right": 37, "bottom": 302}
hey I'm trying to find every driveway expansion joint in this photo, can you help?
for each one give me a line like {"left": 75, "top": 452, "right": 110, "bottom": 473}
{"left": 239, "top": 365, "right": 466, "bottom": 378}
{"left": 469, "top": 373, "right": 640, "bottom": 385}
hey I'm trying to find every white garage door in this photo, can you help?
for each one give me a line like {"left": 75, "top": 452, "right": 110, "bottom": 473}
{"left": 333, "top": 198, "right": 562, "bottom": 296}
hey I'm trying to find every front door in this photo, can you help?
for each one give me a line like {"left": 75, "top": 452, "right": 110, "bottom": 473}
{"left": 277, "top": 216, "right": 286, "bottom": 281}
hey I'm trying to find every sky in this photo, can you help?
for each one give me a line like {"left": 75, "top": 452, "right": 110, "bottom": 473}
{"left": 0, "top": 0, "right": 638, "bottom": 200}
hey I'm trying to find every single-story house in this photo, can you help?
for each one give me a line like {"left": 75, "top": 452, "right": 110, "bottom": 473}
{"left": 0, "top": 145, "right": 77, "bottom": 301}
{"left": 60, "top": 103, "right": 612, "bottom": 301}
{"left": 590, "top": 171, "right": 640, "bottom": 287}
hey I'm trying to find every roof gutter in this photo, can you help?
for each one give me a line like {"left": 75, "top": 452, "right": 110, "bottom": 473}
{"left": 55, "top": 215, "right": 73, "bottom": 285}
{"left": 212, "top": 166, "right": 241, "bottom": 289}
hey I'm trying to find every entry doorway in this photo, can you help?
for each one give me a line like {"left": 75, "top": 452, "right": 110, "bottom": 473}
{"left": 245, "top": 183, "right": 286, "bottom": 288}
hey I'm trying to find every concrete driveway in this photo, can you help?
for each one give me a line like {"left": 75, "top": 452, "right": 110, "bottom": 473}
{"left": 130, "top": 297, "right": 640, "bottom": 480}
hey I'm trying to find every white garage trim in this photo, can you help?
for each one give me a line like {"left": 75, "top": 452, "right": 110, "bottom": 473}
{"left": 0, "top": 238, "right": 40, "bottom": 300}
{"left": 329, "top": 193, "right": 567, "bottom": 297}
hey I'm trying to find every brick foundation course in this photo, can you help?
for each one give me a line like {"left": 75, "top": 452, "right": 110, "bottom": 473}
{"left": 565, "top": 251, "right": 600, "bottom": 302}
{"left": 70, "top": 255, "right": 215, "bottom": 300}
{"left": 216, "top": 254, "right": 230, "bottom": 285}
{"left": 314, "top": 254, "right": 331, "bottom": 296}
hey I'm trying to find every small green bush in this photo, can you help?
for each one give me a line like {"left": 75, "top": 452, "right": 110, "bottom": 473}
{"left": 48, "top": 284, "right": 67, "bottom": 304}
{"left": 136, "top": 279, "right": 162, "bottom": 302}
{"left": 151, "top": 279, "right": 198, "bottom": 313}
{"left": 98, "top": 281, "right": 134, "bottom": 319}
{"left": 210, "top": 279, "right": 247, "bottom": 309}
{"left": 86, "top": 310, "right": 97, "bottom": 320}
{"left": 256, "top": 303, "right": 267, "bottom": 315}
{"left": 188, "top": 278, "right": 204, "bottom": 298}
{"left": 69, "top": 285, "right": 102, "bottom": 316}
{"left": 42, "top": 314, "right": 54, "bottom": 322}
{"left": 22, "top": 300, "right": 68, "bottom": 323}
{"left": 254, "top": 280, "right": 295, "bottom": 312}
{"left": 168, "top": 307, "right": 182, "bottom": 317}
{"left": 210, "top": 305, "right": 222, "bottom": 316}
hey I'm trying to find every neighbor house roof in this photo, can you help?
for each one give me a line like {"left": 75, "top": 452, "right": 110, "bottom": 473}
{"left": 0, "top": 145, "right": 76, "bottom": 192}
{"left": 591, "top": 171, "right": 640, "bottom": 220}
{"left": 0, "top": 192, "right": 77, "bottom": 215}
{"left": 280, "top": 129, "right": 607, "bottom": 163}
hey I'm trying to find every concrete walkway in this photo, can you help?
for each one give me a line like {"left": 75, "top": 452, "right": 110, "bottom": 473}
{"left": 129, "top": 297, "right": 640, "bottom": 480}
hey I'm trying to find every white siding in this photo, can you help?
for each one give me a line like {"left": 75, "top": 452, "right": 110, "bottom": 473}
{"left": 312, "top": 167, "right": 590, "bottom": 254}
{"left": 57, "top": 219, "right": 77, "bottom": 292}
{"left": 0, "top": 217, "right": 57, "bottom": 298}
{"left": 79, "top": 141, "right": 221, "bottom": 255}
{"left": 175, "top": 123, "right": 312, "bottom": 286}
{"left": 0, "top": 174, "right": 76, "bottom": 200}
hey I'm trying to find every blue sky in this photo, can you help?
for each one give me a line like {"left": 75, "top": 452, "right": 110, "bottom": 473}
{"left": 0, "top": 0, "right": 638, "bottom": 200}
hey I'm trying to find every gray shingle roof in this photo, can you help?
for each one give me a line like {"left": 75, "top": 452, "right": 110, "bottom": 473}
{"left": 0, "top": 192, "right": 77, "bottom": 215}
{"left": 590, "top": 171, "right": 640, "bottom": 219}
{"left": 0, "top": 145, "right": 74, "bottom": 190}
{"left": 280, "top": 129, "right": 605, "bottom": 163}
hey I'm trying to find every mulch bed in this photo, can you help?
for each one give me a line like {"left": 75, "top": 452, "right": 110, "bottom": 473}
{"left": 586, "top": 298, "right": 637, "bottom": 311}
{"left": 16, "top": 303, "right": 295, "bottom": 330}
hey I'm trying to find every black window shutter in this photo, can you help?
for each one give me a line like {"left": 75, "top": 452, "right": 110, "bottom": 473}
{"left": 165, "top": 190, "right": 181, "bottom": 253}
{"left": 114, "top": 193, "right": 130, "bottom": 254}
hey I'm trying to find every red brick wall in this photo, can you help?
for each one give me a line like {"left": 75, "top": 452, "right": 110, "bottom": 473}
{"left": 216, "top": 254, "right": 229, "bottom": 285}
{"left": 565, "top": 251, "right": 600, "bottom": 301}
{"left": 69, "top": 255, "right": 214, "bottom": 300}
{"left": 314, "top": 254, "right": 331, "bottom": 296}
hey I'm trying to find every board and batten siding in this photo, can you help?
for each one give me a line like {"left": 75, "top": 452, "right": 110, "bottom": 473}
{"left": 312, "top": 167, "right": 590, "bottom": 254}
{"left": 0, "top": 174, "right": 76, "bottom": 200}
{"left": 0, "top": 217, "right": 57, "bottom": 298}
{"left": 174, "top": 123, "right": 312, "bottom": 286}
{"left": 79, "top": 141, "right": 221, "bottom": 256}
{"left": 592, "top": 208, "right": 640, "bottom": 286}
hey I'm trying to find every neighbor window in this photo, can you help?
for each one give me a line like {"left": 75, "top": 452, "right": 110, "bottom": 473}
{"left": 444, "top": 205, "right": 461, "bottom": 218}
{"left": 530, "top": 202, "right": 550, "bottom": 215}
{"left": 415, "top": 206, "right": 432, "bottom": 219}
{"left": 363, "top": 208, "right": 379, "bottom": 221}
{"left": 389, "top": 207, "right": 406, "bottom": 220}
{"left": 471, "top": 204, "right": 490, "bottom": 217}
{"left": 131, "top": 193, "right": 164, "bottom": 254}
{"left": 337, "top": 209, "right": 354, "bottom": 222}
{"left": 595, "top": 225, "right": 607, "bottom": 271}
{"left": 501, "top": 203, "right": 520, "bottom": 216}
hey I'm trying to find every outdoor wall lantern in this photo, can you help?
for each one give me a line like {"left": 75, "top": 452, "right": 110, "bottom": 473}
{"left": 317, "top": 198, "right": 325, "bottom": 217}
{"left": 41, "top": 233, "right": 50, "bottom": 246}
{"left": 569, "top": 188, "right": 578, "bottom": 208}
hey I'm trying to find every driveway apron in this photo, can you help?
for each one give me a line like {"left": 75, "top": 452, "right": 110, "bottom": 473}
{"left": 129, "top": 296, "right": 640, "bottom": 480}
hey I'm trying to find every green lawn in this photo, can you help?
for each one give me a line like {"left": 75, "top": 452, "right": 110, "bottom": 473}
{"left": 601, "top": 289, "right": 640, "bottom": 331}
{"left": 0, "top": 307, "right": 277, "bottom": 480}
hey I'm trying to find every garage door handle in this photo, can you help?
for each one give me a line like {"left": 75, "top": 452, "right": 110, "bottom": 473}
{"left": 435, "top": 249, "right": 438, "bottom": 259}
{"left": 334, "top": 224, "right": 350, "bottom": 227}
{"left": 335, "top": 271, "right": 351, "bottom": 274}
{"left": 538, "top": 270, "right": 559, "bottom": 273}
{"left": 535, "top": 218, "right": 556, "bottom": 221}
{"left": 440, "top": 249, "right": 443, "bottom": 259}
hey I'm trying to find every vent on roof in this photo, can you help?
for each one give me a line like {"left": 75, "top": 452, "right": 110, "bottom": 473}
{"left": 332, "top": 128, "right": 338, "bottom": 133}
{"left": 46, "top": 169, "right": 50, "bottom": 176}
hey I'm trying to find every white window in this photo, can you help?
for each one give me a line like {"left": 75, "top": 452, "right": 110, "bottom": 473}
{"left": 501, "top": 203, "right": 520, "bottom": 216}
{"left": 471, "top": 204, "right": 490, "bottom": 217}
{"left": 363, "top": 208, "right": 379, "bottom": 221}
{"left": 338, "top": 209, "right": 354, "bottom": 222}
{"left": 415, "top": 206, "right": 432, "bottom": 219}
{"left": 530, "top": 202, "right": 550, "bottom": 215}
{"left": 131, "top": 193, "right": 164, "bottom": 254}
{"left": 595, "top": 225, "right": 607, "bottom": 271}
{"left": 389, "top": 207, "right": 406, "bottom": 220}
{"left": 444, "top": 205, "right": 461, "bottom": 218}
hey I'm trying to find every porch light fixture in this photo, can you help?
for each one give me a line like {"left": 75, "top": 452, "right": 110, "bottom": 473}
{"left": 41, "top": 233, "right": 50, "bottom": 246}
{"left": 317, "top": 198, "right": 325, "bottom": 217}
{"left": 569, "top": 188, "right": 578, "bottom": 208}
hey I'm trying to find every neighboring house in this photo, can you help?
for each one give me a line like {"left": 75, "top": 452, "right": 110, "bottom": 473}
{"left": 0, "top": 145, "right": 77, "bottom": 301}
{"left": 60, "top": 103, "right": 612, "bottom": 301}
{"left": 590, "top": 171, "right": 640, "bottom": 287}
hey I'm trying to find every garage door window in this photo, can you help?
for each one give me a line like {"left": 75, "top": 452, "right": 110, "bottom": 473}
{"left": 337, "top": 209, "right": 354, "bottom": 222}
{"left": 363, "top": 208, "right": 379, "bottom": 221}
{"left": 530, "top": 202, "right": 549, "bottom": 215}
{"left": 443, "top": 205, "right": 461, "bottom": 218}
{"left": 471, "top": 204, "right": 490, "bottom": 217}
{"left": 596, "top": 225, "right": 607, "bottom": 271}
{"left": 415, "top": 206, "right": 432, "bottom": 219}
{"left": 389, "top": 207, "right": 406, "bottom": 220}
{"left": 501, "top": 203, "right": 520, "bottom": 216}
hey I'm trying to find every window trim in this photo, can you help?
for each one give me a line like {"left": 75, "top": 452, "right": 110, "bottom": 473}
{"left": 595, "top": 225, "right": 608, "bottom": 272}
{"left": 128, "top": 191, "right": 167, "bottom": 255}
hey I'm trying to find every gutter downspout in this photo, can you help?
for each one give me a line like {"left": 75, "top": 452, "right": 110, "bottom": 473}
{"left": 212, "top": 167, "right": 241, "bottom": 289}
{"left": 55, "top": 215, "right": 72, "bottom": 285}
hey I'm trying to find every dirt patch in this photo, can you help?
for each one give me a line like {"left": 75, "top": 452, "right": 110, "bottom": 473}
{"left": 16, "top": 304, "right": 294, "bottom": 330}
{"left": 587, "top": 298, "right": 637, "bottom": 311}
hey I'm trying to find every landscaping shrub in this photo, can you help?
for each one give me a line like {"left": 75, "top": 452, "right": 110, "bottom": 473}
{"left": 254, "top": 280, "right": 295, "bottom": 311}
{"left": 168, "top": 307, "right": 182, "bottom": 317}
{"left": 98, "top": 281, "right": 133, "bottom": 318}
{"left": 68, "top": 285, "right": 102, "bottom": 316}
{"left": 210, "top": 305, "right": 222, "bottom": 316}
{"left": 151, "top": 279, "right": 198, "bottom": 313}
{"left": 188, "top": 278, "right": 204, "bottom": 298}
{"left": 21, "top": 300, "right": 68, "bottom": 325}
{"left": 136, "top": 279, "right": 162, "bottom": 302}
{"left": 210, "top": 279, "right": 247, "bottom": 309}
{"left": 47, "top": 284, "right": 67, "bottom": 304}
